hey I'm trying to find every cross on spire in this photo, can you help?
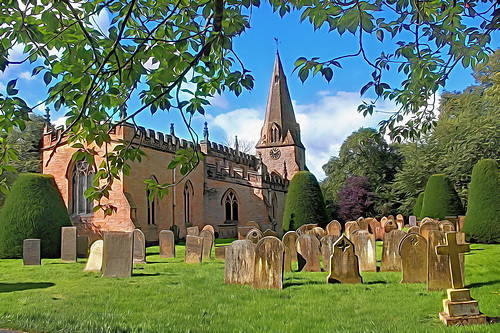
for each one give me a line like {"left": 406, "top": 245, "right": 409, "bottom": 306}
{"left": 436, "top": 232, "right": 470, "bottom": 289}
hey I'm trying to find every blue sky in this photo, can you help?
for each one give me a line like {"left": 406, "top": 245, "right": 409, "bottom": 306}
{"left": 1, "top": 4, "right": 496, "bottom": 180}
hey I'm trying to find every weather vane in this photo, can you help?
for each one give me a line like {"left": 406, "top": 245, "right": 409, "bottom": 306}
{"left": 274, "top": 37, "right": 281, "bottom": 53}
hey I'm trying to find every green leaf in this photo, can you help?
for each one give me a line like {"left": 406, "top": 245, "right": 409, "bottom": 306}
{"left": 6, "top": 79, "right": 17, "bottom": 95}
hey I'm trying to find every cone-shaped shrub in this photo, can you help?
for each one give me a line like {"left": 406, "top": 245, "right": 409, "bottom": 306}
{"left": 413, "top": 192, "right": 425, "bottom": 218}
{"left": 462, "top": 159, "right": 500, "bottom": 243}
{"left": 0, "top": 173, "right": 71, "bottom": 258}
{"left": 283, "top": 171, "right": 327, "bottom": 232}
{"left": 420, "top": 174, "right": 464, "bottom": 220}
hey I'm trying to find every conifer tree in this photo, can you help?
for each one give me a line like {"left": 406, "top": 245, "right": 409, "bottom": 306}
{"left": 420, "top": 174, "right": 464, "bottom": 220}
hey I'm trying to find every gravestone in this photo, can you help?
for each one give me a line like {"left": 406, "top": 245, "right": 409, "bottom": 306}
{"left": 246, "top": 228, "right": 263, "bottom": 244}
{"left": 61, "top": 226, "right": 77, "bottom": 263}
{"left": 284, "top": 246, "right": 292, "bottom": 272}
{"left": 427, "top": 230, "right": 452, "bottom": 291}
{"left": 325, "top": 220, "right": 342, "bottom": 237}
{"left": 407, "top": 226, "right": 420, "bottom": 234}
{"left": 419, "top": 221, "right": 440, "bottom": 240}
{"left": 380, "top": 216, "right": 388, "bottom": 226}
{"left": 133, "top": 229, "right": 146, "bottom": 264}
{"left": 351, "top": 230, "right": 377, "bottom": 272}
{"left": 186, "top": 226, "right": 199, "bottom": 236}
{"left": 245, "top": 221, "right": 261, "bottom": 230}
{"left": 200, "top": 229, "right": 214, "bottom": 260}
{"left": 384, "top": 219, "right": 398, "bottom": 233}
{"left": 202, "top": 224, "right": 215, "bottom": 235}
{"left": 215, "top": 246, "right": 226, "bottom": 260}
{"left": 344, "top": 221, "right": 359, "bottom": 239}
{"left": 224, "top": 240, "right": 256, "bottom": 285}
{"left": 23, "top": 239, "right": 41, "bottom": 266}
{"left": 439, "top": 220, "right": 456, "bottom": 232}
{"left": 457, "top": 215, "right": 466, "bottom": 232}
{"left": 320, "top": 235, "right": 340, "bottom": 272}
{"left": 296, "top": 234, "right": 321, "bottom": 272}
{"left": 311, "top": 227, "right": 326, "bottom": 240}
{"left": 421, "top": 217, "right": 435, "bottom": 224}
{"left": 399, "top": 233, "right": 427, "bottom": 283}
{"left": 252, "top": 237, "right": 285, "bottom": 289}
{"left": 263, "top": 229, "right": 278, "bottom": 237}
{"left": 185, "top": 235, "right": 203, "bottom": 263}
{"left": 238, "top": 226, "right": 253, "bottom": 240}
{"left": 375, "top": 226, "right": 384, "bottom": 241}
{"left": 83, "top": 240, "right": 103, "bottom": 272}
{"left": 282, "top": 231, "right": 299, "bottom": 262}
{"left": 396, "top": 214, "right": 405, "bottom": 229}
{"left": 170, "top": 224, "right": 180, "bottom": 244}
{"left": 365, "top": 218, "right": 379, "bottom": 234}
{"left": 380, "top": 229, "right": 406, "bottom": 272}
{"left": 77, "top": 236, "right": 88, "bottom": 258}
{"left": 327, "top": 235, "right": 362, "bottom": 284}
{"left": 296, "top": 223, "right": 317, "bottom": 236}
{"left": 357, "top": 217, "right": 369, "bottom": 231}
{"left": 409, "top": 215, "right": 417, "bottom": 226}
{"left": 102, "top": 232, "right": 133, "bottom": 278}
{"left": 159, "top": 230, "right": 175, "bottom": 258}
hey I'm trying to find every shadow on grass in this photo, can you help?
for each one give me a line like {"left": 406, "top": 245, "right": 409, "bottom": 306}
{"left": 132, "top": 273, "right": 161, "bottom": 277}
{"left": 0, "top": 282, "right": 55, "bottom": 293}
{"left": 364, "top": 280, "right": 388, "bottom": 285}
{"left": 467, "top": 279, "right": 500, "bottom": 288}
{"left": 284, "top": 280, "right": 324, "bottom": 288}
{"left": 487, "top": 316, "right": 500, "bottom": 324}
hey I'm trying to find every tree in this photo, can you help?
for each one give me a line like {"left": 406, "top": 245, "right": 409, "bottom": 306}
{"left": 462, "top": 159, "right": 500, "bottom": 243}
{"left": 0, "top": 173, "right": 71, "bottom": 258}
{"left": 222, "top": 135, "right": 256, "bottom": 155}
{"left": 419, "top": 174, "right": 464, "bottom": 220}
{"left": 337, "top": 175, "right": 374, "bottom": 222}
{"left": 413, "top": 192, "right": 424, "bottom": 219}
{"left": 282, "top": 171, "right": 327, "bottom": 232}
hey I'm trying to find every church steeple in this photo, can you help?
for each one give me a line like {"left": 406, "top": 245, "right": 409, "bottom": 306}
{"left": 256, "top": 52, "right": 306, "bottom": 180}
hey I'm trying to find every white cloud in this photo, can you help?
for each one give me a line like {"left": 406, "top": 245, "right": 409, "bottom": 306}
{"left": 19, "top": 71, "right": 36, "bottom": 81}
{"left": 0, "top": 81, "right": 4, "bottom": 91}
{"left": 210, "top": 108, "right": 264, "bottom": 145}
{"left": 91, "top": 8, "right": 110, "bottom": 36}
{"left": 208, "top": 93, "right": 229, "bottom": 109}
{"left": 53, "top": 116, "right": 68, "bottom": 129}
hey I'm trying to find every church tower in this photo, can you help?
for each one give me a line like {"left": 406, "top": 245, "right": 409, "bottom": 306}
{"left": 256, "top": 52, "right": 306, "bottom": 180}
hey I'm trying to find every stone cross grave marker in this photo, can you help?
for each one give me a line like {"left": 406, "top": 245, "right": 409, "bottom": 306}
{"left": 296, "top": 233, "right": 321, "bottom": 272}
{"left": 351, "top": 230, "right": 377, "bottom": 272}
{"left": 61, "top": 226, "right": 77, "bottom": 263}
{"left": 77, "top": 236, "right": 88, "bottom": 258}
{"left": 325, "top": 220, "right": 342, "bottom": 237}
{"left": 200, "top": 229, "right": 214, "bottom": 260}
{"left": 185, "top": 235, "right": 203, "bottom": 263}
{"left": 282, "top": 231, "right": 299, "bottom": 262}
{"left": 252, "top": 236, "right": 285, "bottom": 289}
{"left": 320, "top": 234, "right": 339, "bottom": 272}
{"left": 224, "top": 240, "right": 256, "bottom": 285}
{"left": 133, "top": 229, "right": 146, "bottom": 264}
{"left": 327, "top": 235, "right": 362, "bottom": 284}
{"left": 23, "top": 239, "right": 41, "bottom": 266}
{"left": 380, "top": 229, "right": 406, "bottom": 272}
{"left": 436, "top": 232, "right": 470, "bottom": 289}
{"left": 102, "top": 232, "right": 133, "bottom": 278}
{"left": 186, "top": 226, "right": 199, "bottom": 236}
{"left": 159, "top": 230, "right": 175, "bottom": 258}
{"left": 399, "top": 233, "right": 427, "bottom": 283}
{"left": 246, "top": 228, "right": 263, "bottom": 244}
{"left": 84, "top": 240, "right": 104, "bottom": 272}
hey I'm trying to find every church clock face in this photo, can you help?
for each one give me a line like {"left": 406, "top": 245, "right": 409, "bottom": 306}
{"left": 269, "top": 147, "right": 281, "bottom": 160}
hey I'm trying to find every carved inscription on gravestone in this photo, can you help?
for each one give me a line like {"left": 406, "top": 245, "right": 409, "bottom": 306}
{"left": 133, "top": 229, "right": 146, "bottom": 264}
{"left": 159, "top": 230, "right": 175, "bottom": 258}
{"left": 246, "top": 228, "right": 263, "bottom": 244}
{"left": 61, "top": 226, "right": 77, "bottom": 263}
{"left": 296, "top": 234, "right": 321, "bottom": 272}
{"left": 327, "top": 235, "right": 362, "bottom": 284}
{"left": 225, "top": 240, "right": 256, "bottom": 285}
{"left": 380, "top": 229, "right": 406, "bottom": 272}
{"left": 399, "top": 233, "right": 427, "bottom": 283}
{"left": 185, "top": 235, "right": 203, "bottom": 263}
{"left": 102, "top": 232, "right": 133, "bottom": 278}
{"left": 321, "top": 235, "right": 339, "bottom": 272}
{"left": 252, "top": 237, "right": 285, "bottom": 289}
{"left": 23, "top": 239, "right": 41, "bottom": 266}
{"left": 351, "top": 230, "right": 377, "bottom": 272}
{"left": 84, "top": 240, "right": 103, "bottom": 272}
{"left": 200, "top": 229, "right": 214, "bottom": 260}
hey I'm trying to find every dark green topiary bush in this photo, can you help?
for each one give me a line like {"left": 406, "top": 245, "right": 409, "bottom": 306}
{"left": 282, "top": 171, "right": 328, "bottom": 233}
{"left": 0, "top": 173, "right": 71, "bottom": 258}
{"left": 420, "top": 174, "right": 464, "bottom": 220}
{"left": 462, "top": 159, "right": 500, "bottom": 243}
{"left": 413, "top": 192, "right": 425, "bottom": 218}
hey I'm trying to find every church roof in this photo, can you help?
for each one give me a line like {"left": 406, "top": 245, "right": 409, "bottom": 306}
{"left": 256, "top": 52, "right": 304, "bottom": 149}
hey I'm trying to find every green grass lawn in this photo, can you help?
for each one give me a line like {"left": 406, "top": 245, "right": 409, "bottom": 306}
{"left": 0, "top": 240, "right": 499, "bottom": 332}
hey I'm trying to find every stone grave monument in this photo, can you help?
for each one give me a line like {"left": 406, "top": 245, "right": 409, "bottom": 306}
{"left": 380, "top": 229, "right": 406, "bottom": 272}
{"left": 224, "top": 240, "right": 256, "bottom": 285}
{"left": 133, "top": 229, "right": 146, "bottom": 264}
{"left": 23, "top": 239, "right": 41, "bottom": 266}
{"left": 61, "top": 226, "right": 77, "bottom": 263}
{"left": 282, "top": 231, "right": 299, "bottom": 262}
{"left": 296, "top": 233, "right": 321, "bottom": 272}
{"left": 327, "top": 235, "right": 362, "bottom": 284}
{"left": 420, "top": 220, "right": 440, "bottom": 240}
{"left": 77, "top": 236, "right": 88, "bottom": 258}
{"left": 351, "top": 229, "right": 377, "bottom": 272}
{"left": 186, "top": 226, "right": 199, "bottom": 236}
{"left": 320, "top": 234, "right": 339, "bottom": 272}
{"left": 102, "top": 232, "right": 133, "bottom": 278}
{"left": 325, "top": 220, "right": 342, "bottom": 237}
{"left": 252, "top": 237, "right": 285, "bottom": 289}
{"left": 200, "top": 229, "right": 214, "bottom": 260}
{"left": 246, "top": 228, "right": 263, "bottom": 244}
{"left": 185, "top": 235, "right": 203, "bottom": 263}
{"left": 159, "top": 230, "right": 175, "bottom": 258}
{"left": 83, "top": 240, "right": 103, "bottom": 272}
{"left": 399, "top": 233, "right": 427, "bottom": 283}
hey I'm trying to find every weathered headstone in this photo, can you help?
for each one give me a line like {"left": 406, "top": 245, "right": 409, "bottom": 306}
{"left": 282, "top": 231, "right": 299, "bottom": 262}
{"left": 421, "top": 217, "right": 435, "bottom": 224}
{"left": 444, "top": 216, "right": 458, "bottom": 230}
{"left": 202, "top": 224, "right": 215, "bottom": 234}
{"left": 320, "top": 234, "right": 340, "bottom": 272}
{"left": 83, "top": 240, "right": 103, "bottom": 272}
{"left": 375, "top": 226, "right": 384, "bottom": 241}
{"left": 409, "top": 215, "right": 417, "bottom": 226}
{"left": 351, "top": 230, "right": 377, "bottom": 272}
{"left": 366, "top": 218, "right": 379, "bottom": 234}
{"left": 384, "top": 219, "right": 398, "bottom": 233}
{"left": 133, "top": 229, "right": 146, "bottom": 264}
{"left": 345, "top": 221, "right": 359, "bottom": 239}
{"left": 327, "top": 235, "right": 362, "bottom": 284}
{"left": 436, "top": 232, "right": 470, "bottom": 289}
{"left": 159, "top": 230, "right": 175, "bottom": 258}
{"left": 252, "top": 237, "right": 285, "bottom": 289}
{"left": 356, "top": 217, "right": 368, "bottom": 231}
{"left": 325, "top": 220, "right": 342, "bottom": 237}
{"left": 200, "top": 229, "right": 214, "bottom": 260}
{"left": 407, "top": 226, "right": 420, "bottom": 234}
{"left": 419, "top": 220, "right": 440, "bottom": 240}
{"left": 224, "top": 240, "right": 256, "bottom": 285}
{"left": 61, "top": 226, "right": 77, "bottom": 263}
{"left": 185, "top": 235, "right": 203, "bottom": 263}
{"left": 23, "top": 239, "right": 41, "bottom": 266}
{"left": 439, "top": 220, "right": 456, "bottom": 232}
{"left": 296, "top": 234, "right": 321, "bottom": 272}
{"left": 215, "top": 246, "right": 226, "bottom": 259}
{"left": 427, "top": 230, "right": 452, "bottom": 291}
{"left": 245, "top": 221, "right": 261, "bottom": 230}
{"left": 399, "top": 233, "right": 427, "bottom": 283}
{"left": 284, "top": 246, "right": 292, "bottom": 272}
{"left": 186, "top": 226, "right": 199, "bottom": 236}
{"left": 380, "top": 229, "right": 406, "bottom": 272}
{"left": 380, "top": 216, "right": 388, "bottom": 226}
{"left": 457, "top": 215, "right": 465, "bottom": 232}
{"left": 396, "top": 214, "right": 405, "bottom": 229}
{"left": 246, "top": 228, "right": 263, "bottom": 244}
{"left": 102, "top": 232, "right": 133, "bottom": 278}
{"left": 238, "top": 226, "right": 253, "bottom": 240}
{"left": 311, "top": 227, "right": 326, "bottom": 240}
{"left": 263, "top": 229, "right": 278, "bottom": 237}
{"left": 296, "top": 223, "right": 318, "bottom": 235}
{"left": 77, "top": 236, "right": 88, "bottom": 258}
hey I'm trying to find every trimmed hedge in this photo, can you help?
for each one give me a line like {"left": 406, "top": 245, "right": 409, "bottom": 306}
{"left": 419, "top": 174, "right": 464, "bottom": 220}
{"left": 282, "top": 171, "right": 327, "bottom": 232}
{"left": 462, "top": 159, "right": 500, "bottom": 243}
{"left": 413, "top": 192, "right": 425, "bottom": 218}
{"left": 0, "top": 173, "right": 71, "bottom": 258}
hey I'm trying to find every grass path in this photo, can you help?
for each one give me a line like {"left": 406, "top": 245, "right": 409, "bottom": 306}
{"left": 0, "top": 241, "right": 499, "bottom": 332}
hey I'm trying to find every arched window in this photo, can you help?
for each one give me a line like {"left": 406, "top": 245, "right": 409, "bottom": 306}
{"left": 224, "top": 190, "right": 238, "bottom": 222}
{"left": 184, "top": 181, "right": 193, "bottom": 226}
{"left": 270, "top": 123, "right": 280, "bottom": 143}
{"left": 71, "top": 161, "right": 94, "bottom": 215}
{"left": 147, "top": 176, "right": 158, "bottom": 225}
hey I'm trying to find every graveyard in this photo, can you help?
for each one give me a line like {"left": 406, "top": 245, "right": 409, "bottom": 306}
{"left": 0, "top": 235, "right": 499, "bottom": 332}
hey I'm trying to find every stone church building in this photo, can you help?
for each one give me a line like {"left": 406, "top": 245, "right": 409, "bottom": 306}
{"left": 42, "top": 53, "right": 306, "bottom": 242}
